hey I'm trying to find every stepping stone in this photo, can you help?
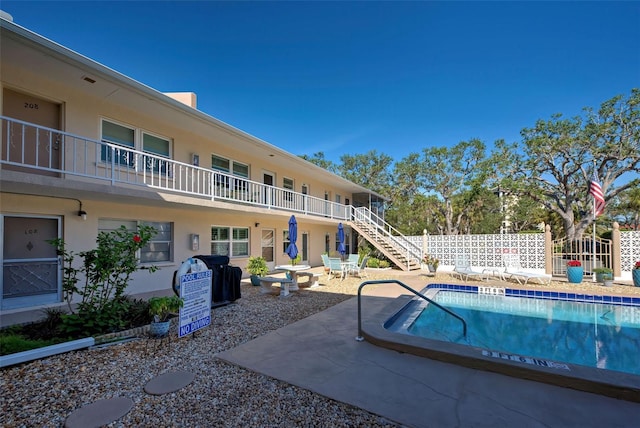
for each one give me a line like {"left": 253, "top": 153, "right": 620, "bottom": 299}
{"left": 65, "top": 397, "right": 133, "bottom": 428}
{"left": 144, "top": 370, "right": 195, "bottom": 395}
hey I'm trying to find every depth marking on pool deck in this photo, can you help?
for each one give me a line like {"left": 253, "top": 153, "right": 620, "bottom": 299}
{"left": 482, "top": 350, "right": 571, "bottom": 370}
{"left": 478, "top": 287, "right": 505, "bottom": 295}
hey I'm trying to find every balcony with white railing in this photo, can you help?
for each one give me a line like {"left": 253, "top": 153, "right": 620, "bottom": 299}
{"left": 1, "top": 116, "right": 350, "bottom": 220}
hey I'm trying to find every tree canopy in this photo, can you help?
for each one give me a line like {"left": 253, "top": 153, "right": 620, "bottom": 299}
{"left": 298, "top": 89, "right": 640, "bottom": 239}
{"left": 494, "top": 88, "right": 640, "bottom": 241}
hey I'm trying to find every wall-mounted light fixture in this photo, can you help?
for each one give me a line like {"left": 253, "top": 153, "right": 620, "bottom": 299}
{"left": 191, "top": 234, "right": 200, "bottom": 251}
{"left": 255, "top": 222, "right": 260, "bottom": 227}
{"left": 78, "top": 202, "right": 87, "bottom": 221}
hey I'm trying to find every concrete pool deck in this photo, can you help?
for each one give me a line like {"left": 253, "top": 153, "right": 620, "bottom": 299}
{"left": 217, "top": 276, "right": 640, "bottom": 427}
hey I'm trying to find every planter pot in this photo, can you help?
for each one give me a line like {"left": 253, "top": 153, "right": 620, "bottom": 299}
{"left": 633, "top": 269, "right": 640, "bottom": 287}
{"left": 566, "top": 266, "right": 584, "bottom": 284}
{"left": 149, "top": 321, "right": 171, "bottom": 337}
{"left": 595, "top": 272, "right": 613, "bottom": 283}
{"left": 250, "top": 275, "right": 262, "bottom": 286}
{"left": 427, "top": 264, "right": 437, "bottom": 273}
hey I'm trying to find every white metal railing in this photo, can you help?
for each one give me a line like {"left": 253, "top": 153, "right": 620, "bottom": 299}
{"left": 0, "top": 116, "right": 350, "bottom": 220}
{"left": 353, "top": 206, "right": 422, "bottom": 268}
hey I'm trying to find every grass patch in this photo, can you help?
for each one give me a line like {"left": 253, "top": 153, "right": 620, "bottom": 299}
{"left": 0, "top": 333, "right": 65, "bottom": 355}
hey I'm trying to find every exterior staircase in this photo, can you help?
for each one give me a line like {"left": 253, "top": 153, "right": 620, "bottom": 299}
{"left": 350, "top": 207, "right": 422, "bottom": 271}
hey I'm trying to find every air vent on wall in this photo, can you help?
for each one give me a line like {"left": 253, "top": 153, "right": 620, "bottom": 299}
{"left": 82, "top": 75, "right": 96, "bottom": 84}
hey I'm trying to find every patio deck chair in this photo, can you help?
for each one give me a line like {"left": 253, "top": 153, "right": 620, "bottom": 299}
{"left": 452, "top": 255, "right": 487, "bottom": 281}
{"left": 351, "top": 255, "right": 370, "bottom": 278}
{"left": 321, "top": 254, "right": 331, "bottom": 269}
{"left": 327, "top": 257, "right": 347, "bottom": 280}
{"left": 502, "top": 254, "right": 551, "bottom": 285}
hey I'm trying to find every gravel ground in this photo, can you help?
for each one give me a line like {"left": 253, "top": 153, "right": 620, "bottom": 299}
{"left": 1, "top": 270, "right": 638, "bottom": 427}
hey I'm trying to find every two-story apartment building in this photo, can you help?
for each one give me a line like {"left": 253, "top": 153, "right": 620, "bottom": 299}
{"left": 2, "top": 17, "right": 424, "bottom": 324}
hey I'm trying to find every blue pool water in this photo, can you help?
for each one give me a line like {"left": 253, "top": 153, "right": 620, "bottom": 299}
{"left": 389, "top": 288, "right": 640, "bottom": 376}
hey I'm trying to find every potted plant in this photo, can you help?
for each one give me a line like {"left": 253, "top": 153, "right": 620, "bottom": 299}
{"left": 423, "top": 254, "right": 439, "bottom": 273}
{"left": 633, "top": 261, "right": 640, "bottom": 287}
{"left": 148, "top": 295, "right": 184, "bottom": 336}
{"left": 566, "top": 260, "right": 583, "bottom": 284}
{"left": 247, "top": 256, "right": 269, "bottom": 286}
{"left": 593, "top": 267, "right": 613, "bottom": 284}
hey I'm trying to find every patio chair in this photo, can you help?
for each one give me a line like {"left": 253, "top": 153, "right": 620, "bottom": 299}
{"left": 351, "top": 255, "right": 369, "bottom": 278}
{"left": 502, "top": 254, "right": 551, "bottom": 285}
{"left": 327, "top": 257, "right": 347, "bottom": 280}
{"left": 321, "top": 253, "right": 331, "bottom": 269}
{"left": 452, "top": 255, "right": 487, "bottom": 281}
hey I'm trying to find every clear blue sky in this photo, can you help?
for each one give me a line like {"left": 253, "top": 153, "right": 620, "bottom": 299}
{"left": 3, "top": 1, "right": 639, "bottom": 163}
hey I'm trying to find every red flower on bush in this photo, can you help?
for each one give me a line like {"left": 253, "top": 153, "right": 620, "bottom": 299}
{"left": 133, "top": 235, "right": 141, "bottom": 243}
{"left": 567, "top": 260, "right": 581, "bottom": 267}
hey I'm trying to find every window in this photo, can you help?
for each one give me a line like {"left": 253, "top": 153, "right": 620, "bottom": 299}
{"left": 283, "top": 177, "right": 294, "bottom": 201}
{"left": 283, "top": 230, "right": 290, "bottom": 253}
{"left": 211, "top": 154, "right": 230, "bottom": 173}
{"left": 142, "top": 132, "right": 170, "bottom": 173}
{"left": 101, "top": 119, "right": 172, "bottom": 170}
{"left": 141, "top": 221, "right": 172, "bottom": 262}
{"left": 98, "top": 219, "right": 173, "bottom": 263}
{"left": 283, "top": 177, "right": 294, "bottom": 190}
{"left": 211, "top": 226, "right": 249, "bottom": 257}
{"left": 233, "top": 162, "right": 249, "bottom": 178}
{"left": 211, "top": 154, "right": 249, "bottom": 192}
{"left": 101, "top": 120, "right": 134, "bottom": 166}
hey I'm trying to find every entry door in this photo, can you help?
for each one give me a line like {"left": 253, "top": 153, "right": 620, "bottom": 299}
{"left": 2, "top": 216, "right": 61, "bottom": 310}
{"left": 261, "top": 229, "right": 275, "bottom": 270}
{"left": 263, "top": 171, "right": 275, "bottom": 206}
{"left": 301, "top": 232, "right": 309, "bottom": 264}
{"left": 2, "top": 88, "right": 62, "bottom": 176}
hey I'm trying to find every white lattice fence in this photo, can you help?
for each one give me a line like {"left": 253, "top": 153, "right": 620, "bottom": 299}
{"left": 408, "top": 230, "right": 638, "bottom": 279}
{"left": 620, "top": 230, "right": 640, "bottom": 279}
{"left": 413, "top": 233, "right": 545, "bottom": 271}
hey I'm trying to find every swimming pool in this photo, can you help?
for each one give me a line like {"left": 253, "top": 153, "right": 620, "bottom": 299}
{"left": 387, "top": 287, "right": 640, "bottom": 376}
{"left": 360, "top": 283, "right": 640, "bottom": 402}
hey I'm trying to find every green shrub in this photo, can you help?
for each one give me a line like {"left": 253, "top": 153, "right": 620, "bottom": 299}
{"left": 368, "top": 258, "right": 380, "bottom": 268}
{"left": 379, "top": 260, "right": 390, "bottom": 268}
{"left": 47, "top": 225, "right": 158, "bottom": 337}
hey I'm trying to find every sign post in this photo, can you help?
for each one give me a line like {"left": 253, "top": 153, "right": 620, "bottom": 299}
{"left": 178, "top": 270, "right": 212, "bottom": 338}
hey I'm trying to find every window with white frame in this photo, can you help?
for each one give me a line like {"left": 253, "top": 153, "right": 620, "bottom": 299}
{"left": 283, "top": 177, "right": 294, "bottom": 201}
{"left": 98, "top": 219, "right": 173, "bottom": 263}
{"left": 101, "top": 120, "right": 135, "bottom": 167}
{"left": 211, "top": 226, "right": 249, "bottom": 257}
{"left": 283, "top": 230, "right": 290, "bottom": 254}
{"left": 100, "top": 119, "right": 171, "bottom": 171}
{"left": 142, "top": 132, "right": 171, "bottom": 173}
{"left": 211, "top": 154, "right": 249, "bottom": 193}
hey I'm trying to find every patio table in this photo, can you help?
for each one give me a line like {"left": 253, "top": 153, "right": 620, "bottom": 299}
{"left": 274, "top": 264, "right": 311, "bottom": 291}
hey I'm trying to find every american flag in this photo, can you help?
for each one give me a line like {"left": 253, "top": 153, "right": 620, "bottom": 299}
{"left": 589, "top": 170, "right": 605, "bottom": 217}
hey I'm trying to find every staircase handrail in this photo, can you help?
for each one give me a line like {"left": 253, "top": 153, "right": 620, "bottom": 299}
{"left": 352, "top": 207, "right": 422, "bottom": 267}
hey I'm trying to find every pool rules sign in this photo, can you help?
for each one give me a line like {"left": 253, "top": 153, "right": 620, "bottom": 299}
{"left": 178, "top": 270, "right": 212, "bottom": 338}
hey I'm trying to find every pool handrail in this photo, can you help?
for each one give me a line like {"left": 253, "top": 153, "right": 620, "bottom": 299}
{"left": 355, "top": 279, "right": 467, "bottom": 341}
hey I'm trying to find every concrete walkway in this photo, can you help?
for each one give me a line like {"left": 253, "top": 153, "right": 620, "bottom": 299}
{"left": 217, "top": 281, "right": 640, "bottom": 428}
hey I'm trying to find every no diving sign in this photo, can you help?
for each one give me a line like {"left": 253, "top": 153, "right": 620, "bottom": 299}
{"left": 178, "top": 270, "right": 212, "bottom": 338}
